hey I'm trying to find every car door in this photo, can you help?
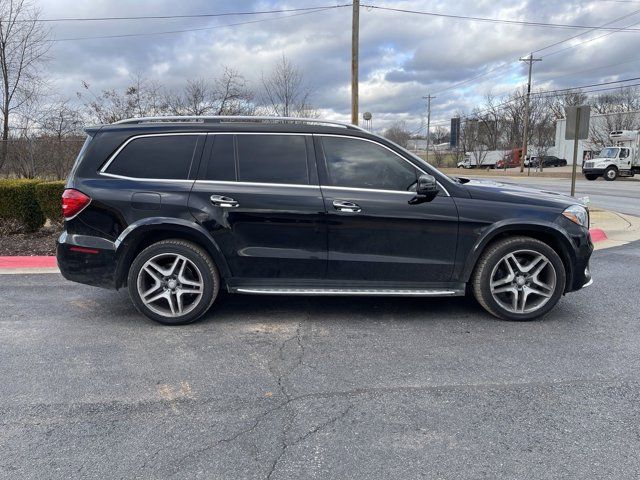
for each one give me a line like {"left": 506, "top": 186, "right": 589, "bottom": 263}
{"left": 316, "top": 135, "right": 459, "bottom": 284}
{"left": 188, "top": 133, "right": 326, "bottom": 280}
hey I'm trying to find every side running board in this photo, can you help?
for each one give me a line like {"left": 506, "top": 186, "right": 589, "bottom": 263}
{"left": 232, "top": 287, "right": 464, "bottom": 297}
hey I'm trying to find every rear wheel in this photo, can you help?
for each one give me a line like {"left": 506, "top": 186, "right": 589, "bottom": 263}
{"left": 128, "top": 239, "right": 220, "bottom": 325}
{"left": 604, "top": 166, "right": 618, "bottom": 181}
{"left": 584, "top": 174, "right": 598, "bottom": 181}
{"left": 472, "top": 237, "right": 566, "bottom": 321}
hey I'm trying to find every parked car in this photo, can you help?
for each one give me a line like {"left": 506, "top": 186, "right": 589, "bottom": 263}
{"left": 529, "top": 156, "right": 568, "bottom": 168}
{"left": 57, "top": 116, "right": 593, "bottom": 325}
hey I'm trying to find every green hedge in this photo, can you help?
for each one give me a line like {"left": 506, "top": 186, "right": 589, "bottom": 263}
{"left": 0, "top": 179, "right": 46, "bottom": 232}
{"left": 35, "top": 181, "right": 66, "bottom": 224}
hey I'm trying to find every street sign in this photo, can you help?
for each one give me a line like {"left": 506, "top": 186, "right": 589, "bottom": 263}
{"left": 450, "top": 117, "right": 460, "bottom": 148}
{"left": 565, "top": 106, "right": 590, "bottom": 140}
{"left": 565, "top": 105, "right": 591, "bottom": 197}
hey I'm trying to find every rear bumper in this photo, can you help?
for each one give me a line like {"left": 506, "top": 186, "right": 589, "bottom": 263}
{"left": 56, "top": 231, "right": 118, "bottom": 289}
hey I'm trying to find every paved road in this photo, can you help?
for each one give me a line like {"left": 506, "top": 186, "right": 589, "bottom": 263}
{"left": 468, "top": 175, "right": 640, "bottom": 216}
{"left": 2, "top": 242, "right": 640, "bottom": 479}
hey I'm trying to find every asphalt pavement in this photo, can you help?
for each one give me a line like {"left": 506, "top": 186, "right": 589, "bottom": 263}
{"left": 2, "top": 241, "right": 640, "bottom": 479}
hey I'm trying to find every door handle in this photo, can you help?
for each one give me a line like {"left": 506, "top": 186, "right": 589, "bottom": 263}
{"left": 333, "top": 200, "right": 361, "bottom": 213}
{"left": 210, "top": 195, "right": 239, "bottom": 208}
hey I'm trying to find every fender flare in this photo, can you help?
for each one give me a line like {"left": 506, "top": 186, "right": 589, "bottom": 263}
{"left": 113, "top": 217, "right": 232, "bottom": 288}
{"left": 459, "top": 220, "right": 576, "bottom": 284}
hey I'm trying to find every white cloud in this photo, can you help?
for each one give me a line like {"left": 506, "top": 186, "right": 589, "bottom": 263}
{"left": 37, "top": 0, "right": 640, "bottom": 131}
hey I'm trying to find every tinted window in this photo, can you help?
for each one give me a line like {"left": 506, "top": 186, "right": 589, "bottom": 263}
{"left": 237, "top": 135, "right": 308, "bottom": 185}
{"left": 203, "top": 135, "right": 235, "bottom": 181}
{"left": 106, "top": 135, "right": 198, "bottom": 179}
{"left": 321, "top": 136, "right": 417, "bottom": 191}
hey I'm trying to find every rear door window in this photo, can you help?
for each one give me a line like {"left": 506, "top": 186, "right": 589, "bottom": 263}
{"left": 105, "top": 135, "right": 199, "bottom": 179}
{"left": 202, "top": 135, "right": 236, "bottom": 181}
{"left": 236, "top": 135, "right": 309, "bottom": 185}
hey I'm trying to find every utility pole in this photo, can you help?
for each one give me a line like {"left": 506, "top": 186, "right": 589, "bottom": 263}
{"left": 351, "top": 0, "right": 360, "bottom": 125}
{"left": 423, "top": 94, "right": 435, "bottom": 163}
{"left": 519, "top": 54, "right": 542, "bottom": 173}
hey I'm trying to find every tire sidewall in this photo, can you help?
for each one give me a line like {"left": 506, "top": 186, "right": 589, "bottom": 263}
{"left": 604, "top": 167, "right": 618, "bottom": 181}
{"left": 476, "top": 239, "right": 566, "bottom": 321}
{"left": 128, "top": 241, "right": 218, "bottom": 325}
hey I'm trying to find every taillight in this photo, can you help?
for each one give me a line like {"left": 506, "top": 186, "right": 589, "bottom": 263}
{"left": 62, "top": 189, "right": 91, "bottom": 220}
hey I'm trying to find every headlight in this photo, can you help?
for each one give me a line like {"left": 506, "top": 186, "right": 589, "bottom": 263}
{"left": 562, "top": 205, "right": 589, "bottom": 229}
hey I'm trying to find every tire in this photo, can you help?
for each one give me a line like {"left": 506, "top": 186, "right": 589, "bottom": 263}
{"left": 127, "top": 239, "right": 220, "bottom": 325}
{"left": 472, "top": 236, "right": 566, "bottom": 321}
{"left": 584, "top": 174, "right": 598, "bottom": 181}
{"left": 604, "top": 166, "right": 618, "bottom": 181}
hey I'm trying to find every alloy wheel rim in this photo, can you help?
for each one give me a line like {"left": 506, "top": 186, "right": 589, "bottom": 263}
{"left": 489, "top": 249, "right": 557, "bottom": 314}
{"left": 137, "top": 253, "right": 204, "bottom": 318}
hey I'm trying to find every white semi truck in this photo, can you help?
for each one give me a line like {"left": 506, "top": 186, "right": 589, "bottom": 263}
{"left": 582, "top": 130, "right": 640, "bottom": 181}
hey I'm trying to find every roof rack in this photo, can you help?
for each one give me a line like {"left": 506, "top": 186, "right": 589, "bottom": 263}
{"left": 112, "top": 115, "right": 367, "bottom": 132}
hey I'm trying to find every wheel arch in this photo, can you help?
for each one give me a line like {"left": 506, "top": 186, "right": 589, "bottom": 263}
{"left": 461, "top": 222, "right": 575, "bottom": 293}
{"left": 113, "top": 217, "right": 231, "bottom": 289}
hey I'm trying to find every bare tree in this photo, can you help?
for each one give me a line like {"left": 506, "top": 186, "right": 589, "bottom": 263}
{"left": 383, "top": 121, "right": 411, "bottom": 148}
{"left": 213, "top": 67, "right": 254, "bottom": 115}
{"left": 40, "top": 100, "right": 83, "bottom": 179}
{"left": 0, "top": 0, "right": 49, "bottom": 171}
{"left": 78, "top": 75, "right": 166, "bottom": 123}
{"left": 260, "top": 55, "right": 315, "bottom": 117}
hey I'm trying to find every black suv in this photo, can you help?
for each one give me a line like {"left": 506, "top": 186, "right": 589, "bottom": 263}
{"left": 57, "top": 116, "right": 593, "bottom": 325}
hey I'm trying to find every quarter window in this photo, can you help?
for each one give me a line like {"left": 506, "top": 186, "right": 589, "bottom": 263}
{"left": 236, "top": 135, "right": 309, "bottom": 185}
{"left": 105, "top": 135, "right": 199, "bottom": 179}
{"left": 321, "top": 136, "right": 417, "bottom": 191}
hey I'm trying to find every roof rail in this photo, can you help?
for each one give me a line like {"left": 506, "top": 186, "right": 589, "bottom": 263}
{"left": 112, "top": 115, "right": 368, "bottom": 132}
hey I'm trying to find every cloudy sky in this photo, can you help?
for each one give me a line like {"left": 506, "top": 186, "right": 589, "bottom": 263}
{"left": 38, "top": 0, "right": 640, "bottom": 132}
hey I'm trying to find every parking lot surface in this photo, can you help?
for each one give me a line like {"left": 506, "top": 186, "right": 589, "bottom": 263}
{"left": 2, "top": 242, "right": 640, "bottom": 479}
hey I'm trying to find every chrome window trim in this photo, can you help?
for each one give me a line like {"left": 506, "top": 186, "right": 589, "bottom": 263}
{"left": 99, "top": 132, "right": 206, "bottom": 174}
{"left": 206, "top": 132, "right": 312, "bottom": 136}
{"left": 322, "top": 185, "right": 417, "bottom": 195}
{"left": 99, "top": 171, "right": 195, "bottom": 183}
{"left": 195, "top": 179, "right": 319, "bottom": 190}
{"left": 317, "top": 134, "right": 450, "bottom": 197}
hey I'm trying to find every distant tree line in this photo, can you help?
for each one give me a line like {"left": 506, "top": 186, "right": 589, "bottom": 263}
{"left": 384, "top": 86, "right": 640, "bottom": 167}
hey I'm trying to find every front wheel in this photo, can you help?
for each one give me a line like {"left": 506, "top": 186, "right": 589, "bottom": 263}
{"left": 604, "top": 166, "right": 618, "bottom": 181}
{"left": 472, "top": 237, "right": 566, "bottom": 321}
{"left": 128, "top": 239, "right": 220, "bottom": 325}
{"left": 584, "top": 174, "right": 598, "bottom": 181}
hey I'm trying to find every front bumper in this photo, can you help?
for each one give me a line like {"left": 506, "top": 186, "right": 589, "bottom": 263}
{"left": 56, "top": 231, "right": 118, "bottom": 289}
{"left": 582, "top": 168, "right": 605, "bottom": 176}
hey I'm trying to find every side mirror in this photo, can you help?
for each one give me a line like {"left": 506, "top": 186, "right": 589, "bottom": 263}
{"left": 409, "top": 174, "right": 438, "bottom": 205}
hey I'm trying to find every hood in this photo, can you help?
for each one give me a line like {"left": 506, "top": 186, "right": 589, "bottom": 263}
{"left": 458, "top": 178, "right": 581, "bottom": 209}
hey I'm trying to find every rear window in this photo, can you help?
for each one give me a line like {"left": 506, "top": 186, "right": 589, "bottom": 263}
{"left": 105, "top": 135, "right": 199, "bottom": 179}
{"left": 236, "top": 135, "right": 308, "bottom": 185}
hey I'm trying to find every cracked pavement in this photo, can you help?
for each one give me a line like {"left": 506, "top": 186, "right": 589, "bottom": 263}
{"left": 2, "top": 242, "right": 640, "bottom": 479}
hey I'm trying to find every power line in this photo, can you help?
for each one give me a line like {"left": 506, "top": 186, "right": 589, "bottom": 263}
{"left": 531, "top": 8, "right": 640, "bottom": 54}
{"left": 430, "top": 7, "right": 640, "bottom": 97}
{"left": 51, "top": 7, "right": 345, "bottom": 42}
{"left": 22, "top": 5, "right": 351, "bottom": 22}
{"left": 360, "top": 4, "right": 640, "bottom": 32}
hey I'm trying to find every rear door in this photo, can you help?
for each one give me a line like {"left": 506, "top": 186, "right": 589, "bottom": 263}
{"left": 188, "top": 133, "right": 326, "bottom": 280}
{"left": 316, "top": 135, "right": 459, "bottom": 284}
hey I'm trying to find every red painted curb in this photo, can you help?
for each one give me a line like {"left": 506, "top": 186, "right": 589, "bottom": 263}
{"left": 0, "top": 256, "right": 58, "bottom": 269}
{"left": 589, "top": 228, "right": 608, "bottom": 243}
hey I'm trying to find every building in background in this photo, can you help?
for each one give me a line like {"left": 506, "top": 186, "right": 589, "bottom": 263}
{"left": 552, "top": 110, "right": 640, "bottom": 163}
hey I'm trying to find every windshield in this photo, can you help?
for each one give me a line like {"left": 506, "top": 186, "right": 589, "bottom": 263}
{"left": 599, "top": 147, "right": 619, "bottom": 159}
